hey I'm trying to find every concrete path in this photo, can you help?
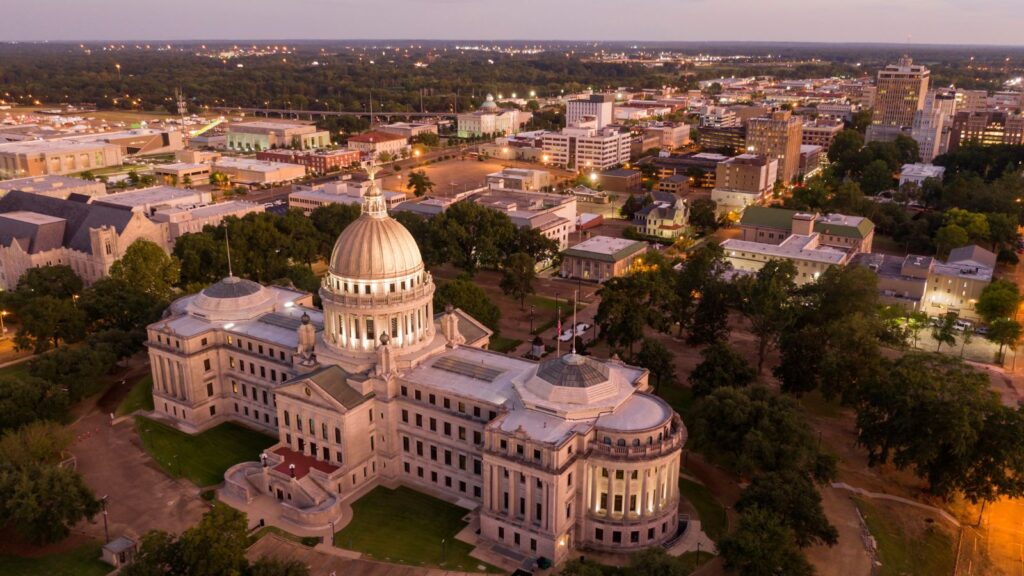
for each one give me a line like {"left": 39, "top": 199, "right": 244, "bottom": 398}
{"left": 666, "top": 520, "right": 716, "bottom": 556}
{"left": 805, "top": 486, "right": 874, "bottom": 576}
{"left": 831, "top": 482, "right": 961, "bottom": 527}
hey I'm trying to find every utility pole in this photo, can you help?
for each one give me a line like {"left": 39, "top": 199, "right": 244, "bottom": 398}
{"left": 100, "top": 495, "right": 110, "bottom": 543}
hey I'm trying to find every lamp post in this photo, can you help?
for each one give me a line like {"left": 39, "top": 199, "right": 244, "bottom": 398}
{"left": 329, "top": 520, "right": 336, "bottom": 544}
{"left": 0, "top": 310, "right": 7, "bottom": 336}
{"left": 441, "top": 537, "right": 447, "bottom": 564}
{"left": 260, "top": 452, "right": 268, "bottom": 468}
{"left": 529, "top": 304, "right": 535, "bottom": 334}
{"left": 101, "top": 495, "right": 110, "bottom": 543}
{"left": 115, "top": 63, "right": 121, "bottom": 80}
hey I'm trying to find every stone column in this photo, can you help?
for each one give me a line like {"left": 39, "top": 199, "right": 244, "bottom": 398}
{"left": 621, "top": 469, "right": 630, "bottom": 519}
{"left": 639, "top": 470, "right": 648, "bottom": 518}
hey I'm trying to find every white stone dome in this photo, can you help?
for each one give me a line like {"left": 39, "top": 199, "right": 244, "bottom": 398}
{"left": 327, "top": 174, "right": 424, "bottom": 282}
{"left": 186, "top": 276, "right": 276, "bottom": 321}
{"left": 328, "top": 213, "right": 424, "bottom": 281}
{"left": 480, "top": 93, "right": 498, "bottom": 110}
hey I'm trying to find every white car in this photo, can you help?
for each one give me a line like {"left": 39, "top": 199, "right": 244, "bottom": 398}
{"left": 558, "top": 329, "right": 575, "bottom": 342}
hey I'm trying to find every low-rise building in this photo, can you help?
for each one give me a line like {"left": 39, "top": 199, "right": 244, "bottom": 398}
{"left": 899, "top": 163, "right": 945, "bottom": 186}
{"left": 485, "top": 168, "right": 552, "bottom": 191}
{"left": 152, "top": 201, "right": 264, "bottom": 242}
{"left": 710, "top": 154, "right": 777, "bottom": 216}
{"left": 738, "top": 206, "right": 875, "bottom": 254}
{"left": 722, "top": 222, "right": 852, "bottom": 285}
{"left": 213, "top": 158, "right": 307, "bottom": 186}
{"left": 474, "top": 189, "right": 576, "bottom": 251}
{"left": 0, "top": 175, "right": 105, "bottom": 199}
{"left": 635, "top": 192, "right": 688, "bottom": 240}
{"left": 0, "top": 139, "right": 123, "bottom": 177}
{"left": 853, "top": 245, "right": 995, "bottom": 321}
{"left": 0, "top": 190, "right": 167, "bottom": 289}
{"left": 154, "top": 163, "right": 212, "bottom": 186}
{"left": 656, "top": 174, "right": 689, "bottom": 195}
{"left": 596, "top": 168, "right": 641, "bottom": 193}
{"left": 699, "top": 126, "right": 747, "bottom": 155}
{"left": 801, "top": 120, "right": 844, "bottom": 149}
{"left": 256, "top": 149, "right": 362, "bottom": 174}
{"left": 560, "top": 236, "right": 647, "bottom": 282}
{"left": 457, "top": 94, "right": 532, "bottom": 138}
{"left": 93, "top": 186, "right": 213, "bottom": 216}
{"left": 346, "top": 131, "right": 409, "bottom": 159}
{"left": 649, "top": 152, "right": 731, "bottom": 189}
{"left": 289, "top": 180, "right": 406, "bottom": 215}
{"left": 377, "top": 122, "right": 439, "bottom": 140}
{"left": 799, "top": 145, "right": 824, "bottom": 178}
{"left": 643, "top": 123, "right": 691, "bottom": 149}
{"left": 227, "top": 121, "right": 330, "bottom": 152}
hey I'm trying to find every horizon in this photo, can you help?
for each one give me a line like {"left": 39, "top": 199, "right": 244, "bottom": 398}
{"left": 3, "top": 0, "right": 1023, "bottom": 46}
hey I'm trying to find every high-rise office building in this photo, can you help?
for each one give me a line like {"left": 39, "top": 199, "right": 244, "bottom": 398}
{"left": 948, "top": 111, "right": 1024, "bottom": 151}
{"left": 745, "top": 111, "right": 803, "bottom": 184}
{"left": 871, "top": 57, "right": 930, "bottom": 129}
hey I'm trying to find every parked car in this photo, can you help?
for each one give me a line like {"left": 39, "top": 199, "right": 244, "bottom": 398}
{"left": 953, "top": 319, "right": 973, "bottom": 332}
{"left": 975, "top": 325, "right": 990, "bottom": 336}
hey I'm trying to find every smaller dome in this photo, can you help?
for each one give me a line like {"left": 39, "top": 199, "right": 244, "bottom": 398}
{"left": 480, "top": 93, "right": 498, "bottom": 110}
{"left": 537, "top": 353, "right": 610, "bottom": 388}
{"left": 187, "top": 276, "right": 276, "bottom": 322}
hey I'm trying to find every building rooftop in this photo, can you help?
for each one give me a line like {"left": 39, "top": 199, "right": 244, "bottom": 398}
{"left": 740, "top": 206, "right": 874, "bottom": 240}
{"left": 0, "top": 174, "right": 103, "bottom": 194}
{"left": 94, "top": 186, "right": 202, "bottom": 209}
{"left": 563, "top": 236, "right": 647, "bottom": 262}
{"left": 214, "top": 157, "right": 298, "bottom": 173}
{"left": 0, "top": 190, "right": 135, "bottom": 252}
{"left": 348, "top": 131, "right": 408, "bottom": 143}
{"left": 723, "top": 234, "right": 850, "bottom": 265}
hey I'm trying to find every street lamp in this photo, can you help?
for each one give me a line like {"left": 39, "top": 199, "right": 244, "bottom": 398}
{"left": 72, "top": 294, "right": 79, "bottom": 308}
{"left": 100, "top": 495, "right": 110, "bottom": 543}
{"left": 115, "top": 63, "right": 121, "bottom": 80}
{"left": 329, "top": 520, "right": 336, "bottom": 544}
{"left": 0, "top": 310, "right": 7, "bottom": 336}
{"left": 529, "top": 304, "right": 536, "bottom": 334}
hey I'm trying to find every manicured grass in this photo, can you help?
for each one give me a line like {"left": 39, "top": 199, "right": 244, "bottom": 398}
{"left": 678, "top": 550, "right": 716, "bottom": 573}
{"left": 0, "top": 541, "right": 109, "bottom": 576}
{"left": 135, "top": 416, "right": 276, "bottom": 487}
{"left": 489, "top": 335, "right": 523, "bottom": 354}
{"left": 679, "top": 478, "right": 728, "bottom": 542}
{"left": 0, "top": 360, "right": 33, "bottom": 380}
{"left": 657, "top": 382, "right": 696, "bottom": 420}
{"left": 854, "top": 497, "right": 956, "bottom": 576}
{"left": 335, "top": 486, "right": 501, "bottom": 573}
{"left": 116, "top": 375, "right": 154, "bottom": 416}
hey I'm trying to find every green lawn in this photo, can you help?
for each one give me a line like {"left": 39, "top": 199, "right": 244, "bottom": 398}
{"left": 678, "top": 550, "right": 716, "bottom": 574}
{"left": 854, "top": 497, "right": 956, "bottom": 576}
{"left": 135, "top": 416, "right": 276, "bottom": 487}
{"left": 0, "top": 360, "right": 32, "bottom": 380}
{"left": 679, "top": 478, "right": 728, "bottom": 542}
{"left": 335, "top": 486, "right": 501, "bottom": 573}
{"left": 657, "top": 382, "right": 696, "bottom": 420}
{"left": 489, "top": 335, "right": 523, "bottom": 354}
{"left": 116, "top": 375, "right": 154, "bottom": 416}
{"left": 250, "top": 525, "right": 320, "bottom": 548}
{"left": 0, "top": 541, "right": 109, "bottom": 576}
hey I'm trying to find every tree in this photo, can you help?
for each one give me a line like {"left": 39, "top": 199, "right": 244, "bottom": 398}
{"left": 0, "top": 462, "right": 101, "bottom": 544}
{"left": 433, "top": 202, "right": 516, "bottom": 274}
{"left": 736, "top": 469, "right": 838, "bottom": 547}
{"left": 827, "top": 129, "right": 864, "bottom": 164}
{"left": 718, "top": 507, "right": 814, "bottom": 576}
{"left": 80, "top": 277, "right": 164, "bottom": 334}
{"left": 976, "top": 279, "right": 1021, "bottom": 324}
{"left": 633, "top": 338, "right": 675, "bottom": 390}
{"left": 15, "top": 265, "right": 83, "bottom": 300}
{"left": 688, "top": 198, "right": 718, "bottom": 234}
{"left": 935, "top": 224, "right": 970, "bottom": 259}
{"left": 734, "top": 260, "right": 796, "bottom": 374}
{"left": 855, "top": 353, "right": 1024, "bottom": 502}
{"left": 210, "top": 171, "right": 229, "bottom": 189}
{"left": 309, "top": 203, "right": 361, "bottom": 257}
{"left": 946, "top": 208, "right": 990, "bottom": 243}
{"left": 860, "top": 159, "right": 895, "bottom": 195}
{"left": 173, "top": 230, "right": 228, "bottom": 288}
{"left": 689, "top": 340, "right": 756, "bottom": 397}
{"left": 14, "top": 296, "right": 86, "bottom": 353}
{"left": 687, "top": 276, "right": 731, "bottom": 346}
{"left": 110, "top": 239, "right": 181, "bottom": 301}
{"left": 406, "top": 170, "right": 434, "bottom": 197}
{"left": 434, "top": 277, "right": 500, "bottom": 332}
{"left": 0, "top": 375, "right": 70, "bottom": 432}
{"left": 932, "top": 312, "right": 958, "bottom": 352}
{"left": 29, "top": 346, "right": 116, "bottom": 402}
{"left": 595, "top": 277, "right": 647, "bottom": 355}
{"left": 0, "top": 421, "right": 72, "bottom": 467}
{"left": 691, "top": 386, "right": 835, "bottom": 481}
{"left": 499, "top": 252, "right": 536, "bottom": 309}
{"left": 988, "top": 318, "right": 1023, "bottom": 363}
{"left": 176, "top": 505, "right": 249, "bottom": 576}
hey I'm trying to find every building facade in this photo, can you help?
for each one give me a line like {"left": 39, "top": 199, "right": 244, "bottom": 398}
{"left": 871, "top": 57, "right": 930, "bottom": 129}
{"left": 745, "top": 111, "right": 803, "bottom": 184}
{"left": 566, "top": 94, "right": 615, "bottom": 129}
{"left": 227, "top": 121, "right": 331, "bottom": 152}
{"left": 256, "top": 149, "right": 362, "bottom": 174}
{"left": 560, "top": 236, "right": 648, "bottom": 282}
{"left": 710, "top": 154, "right": 778, "bottom": 215}
{"left": 145, "top": 180, "right": 684, "bottom": 565}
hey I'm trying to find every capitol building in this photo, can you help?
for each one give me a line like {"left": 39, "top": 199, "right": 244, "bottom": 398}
{"left": 145, "top": 175, "right": 686, "bottom": 564}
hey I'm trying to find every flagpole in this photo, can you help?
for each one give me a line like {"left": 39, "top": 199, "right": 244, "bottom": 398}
{"left": 572, "top": 289, "right": 578, "bottom": 354}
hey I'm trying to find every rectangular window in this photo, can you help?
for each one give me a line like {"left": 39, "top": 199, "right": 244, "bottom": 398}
{"left": 206, "top": 383, "right": 214, "bottom": 397}
{"left": 203, "top": 359, "right": 212, "bottom": 371}
{"left": 401, "top": 409, "right": 408, "bottom": 423}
